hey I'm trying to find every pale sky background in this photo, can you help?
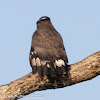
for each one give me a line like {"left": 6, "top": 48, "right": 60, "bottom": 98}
{"left": 0, "top": 0, "right": 100, "bottom": 100}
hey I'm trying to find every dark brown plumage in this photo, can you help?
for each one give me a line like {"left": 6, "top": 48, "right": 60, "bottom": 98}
{"left": 29, "top": 16, "right": 68, "bottom": 77}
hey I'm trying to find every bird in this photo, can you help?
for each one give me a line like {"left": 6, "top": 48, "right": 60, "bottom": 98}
{"left": 29, "top": 16, "right": 68, "bottom": 77}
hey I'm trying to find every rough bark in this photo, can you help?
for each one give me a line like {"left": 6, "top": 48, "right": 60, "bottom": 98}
{"left": 0, "top": 51, "right": 100, "bottom": 100}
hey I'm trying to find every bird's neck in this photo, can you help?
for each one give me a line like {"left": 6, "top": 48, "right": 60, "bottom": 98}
{"left": 37, "top": 21, "right": 54, "bottom": 29}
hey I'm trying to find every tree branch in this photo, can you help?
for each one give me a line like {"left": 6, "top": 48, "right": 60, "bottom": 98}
{"left": 0, "top": 51, "right": 100, "bottom": 100}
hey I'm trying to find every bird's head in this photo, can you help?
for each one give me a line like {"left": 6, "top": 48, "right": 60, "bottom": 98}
{"left": 37, "top": 16, "right": 54, "bottom": 29}
{"left": 37, "top": 16, "right": 50, "bottom": 23}
{"left": 37, "top": 16, "right": 51, "bottom": 26}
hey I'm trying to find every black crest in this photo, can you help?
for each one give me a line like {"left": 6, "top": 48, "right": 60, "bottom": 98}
{"left": 37, "top": 16, "right": 50, "bottom": 23}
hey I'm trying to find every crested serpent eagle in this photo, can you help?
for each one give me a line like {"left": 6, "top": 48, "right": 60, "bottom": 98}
{"left": 29, "top": 16, "right": 68, "bottom": 77}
